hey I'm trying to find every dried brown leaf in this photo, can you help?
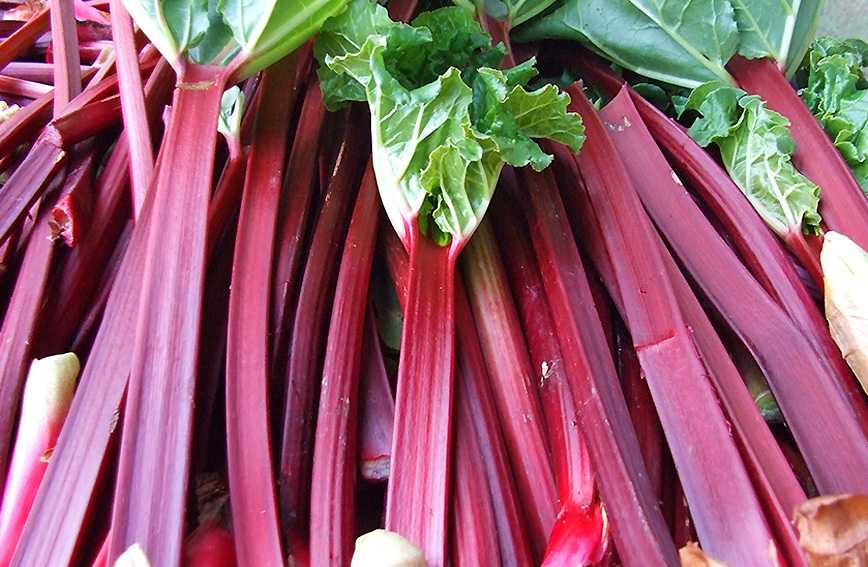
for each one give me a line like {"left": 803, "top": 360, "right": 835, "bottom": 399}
{"left": 822, "top": 232, "right": 868, "bottom": 390}
{"left": 795, "top": 494, "right": 868, "bottom": 567}
{"left": 679, "top": 543, "right": 735, "bottom": 567}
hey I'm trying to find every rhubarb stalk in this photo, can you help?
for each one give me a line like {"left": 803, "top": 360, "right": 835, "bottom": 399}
{"left": 490, "top": 170, "right": 678, "bottom": 566}
{"left": 0, "top": 353, "right": 80, "bottom": 566}
{"left": 591, "top": 86, "right": 868, "bottom": 497}
{"left": 315, "top": 4, "right": 582, "bottom": 561}
{"left": 224, "top": 54, "right": 298, "bottom": 567}
{"left": 381, "top": 222, "right": 535, "bottom": 567}
{"left": 278, "top": 115, "right": 367, "bottom": 554}
{"left": 101, "top": 0, "right": 348, "bottom": 561}
{"left": 564, "top": 85, "right": 781, "bottom": 566}
{"left": 308, "top": 163, "right": 379, "bottom": 567}
{"left": 459, "top": 220, "right": 557, "bottom": 556}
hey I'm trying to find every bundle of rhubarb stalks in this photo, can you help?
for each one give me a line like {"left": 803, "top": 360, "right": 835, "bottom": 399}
{"left": 1, "top": 0, "right": 868, "bottom": 565}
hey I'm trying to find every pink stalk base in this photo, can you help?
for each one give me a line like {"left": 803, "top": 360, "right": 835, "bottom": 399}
{"left": 542, "top": 504, "right": 608, "bottom": 567}
{"left": 0, "top": 354, "right": 79, "bottom": 566}
{"left": 385, "top": 220, "right": 459, "bottom": 567}
{"left": 183, "top": 524, "right": 238, "bottom": 567}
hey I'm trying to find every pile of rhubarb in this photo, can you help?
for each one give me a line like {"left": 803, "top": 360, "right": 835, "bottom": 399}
{"left": 1, "top": 0, "right": 868, "bottom": 566}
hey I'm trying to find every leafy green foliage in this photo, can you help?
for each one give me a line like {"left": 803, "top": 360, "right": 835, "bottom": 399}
{"left": 452, "top": 0, "right": 560, "bottom": 27}
{"left": 512, "top": 0, "right": 821, "bottom": 87}
{"left": 232, "top": 0, "right": 351, "bottom": 79}
{"left": 121, "top": 0, "right": 347, "bottom": 78}
{"left": 513, "top": 0, "right": 740, "bottom": 88}
{"left": 316, "top": 0, "right": 584, "bottom": 246}
{"left": 800, "top": 37, "right": 868, "bottom": 193}
{"left": 730, "top": 0, "right": 821, "bottom": 72}
{"left": 683, "top": 82, "right": 822, "bottom": 236}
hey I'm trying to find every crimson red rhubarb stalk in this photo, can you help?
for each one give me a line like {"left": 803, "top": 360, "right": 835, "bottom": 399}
{"left": 453, "top": 277, "right": 536, "bottom": 567}
{"left": 591, "top": 87, "right": 868, "bottom": 497}
{"left": 459, "top": 220, "right": 557, "bottom": 557}
{"left": 33, "top": 58, "right": 173, "bottom": 361}
{"left": 109, "top": 0, "right": 152, "bottom": 218}
{"left": 491, "top": 170, "right": 677, "bottom": 566}
{"left": 380, "top": 226, "right": 535, "bottom": 567}
{"left": 564, "top": 85, "right": 782, "bottom": 566}
{"left": 269, "top": 80, "right": 326, "bottom": 378}
{"left": 224, "top": 54, "right": 299, "bottom": 567}
{"left": 548, "top": 131, "right": 807, "bottom": 514}
{"left": 309, "top": 164, "right": 379, "bottom": 567}
{"left": 100, "top": 0, "right": 347, "bottom": 561}
{"left": 278, "top": 114, "right": 367, "bottom": 554}
{"left": 315, "top": 3, "right": 582, "bottom": 561}
{"left": 449, "top": 371, "right": 502, "bottom": 567}
{"left": 615, "top": 79, "right": 868, "bottom": 431}
{"left": 560, "top": 66, "right": 868, "bottom": 436}
{"left": 489, "top": 188, "right": 610, "bottom": 566}
{"left": 549, "top": 133, "right": 808, "bottom": 565}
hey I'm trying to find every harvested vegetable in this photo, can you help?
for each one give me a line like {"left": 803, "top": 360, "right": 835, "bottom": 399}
{"left": 315, "top": 1, "right": 582, "bottom": 563}
{"left": 2, "top": 0, "right": 868, "bottom": 565}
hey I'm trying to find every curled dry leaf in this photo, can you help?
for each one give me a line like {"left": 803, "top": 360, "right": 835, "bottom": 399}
{"left": 679, "top": 542, "right": 736, "bottom": 567}
{"left": 822, "top": 232, "right": 868, "bottom": 391}
{"left": 795, "top": 493, "right": 868, "bottom": 566}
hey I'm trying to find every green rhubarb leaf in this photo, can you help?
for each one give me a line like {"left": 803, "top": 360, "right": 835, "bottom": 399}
{"left": 316, "top": 0, "right": 584, "bottom": 246}
{"left": 684, "top": 82, "right": 822, "bottom": 236}
{"left": 458, "top": 0, "right": 560, "bottom": 27}
{"left": 800, "top": 38, "right": 868, "bottom": 194}
{"left": 501, "top": 0, "right": 561, "bottom": 27}
{"left": 729, "top": 0, "right": 821, "bottom": 74}
{"left": 119, "top": 0, "right": 209, "bottom": 64}
{"left": 120, "top": 0, "right": 240, "bottom": 67}
{"left": 500, "top": 76, "right": 585, "bottom": 155}
{"left": 512, "top": 0, "right": 740, "bottom": 89}
{"left": 402, "top": 8, "right": 500, "bottom": 87}
{"left": 314, "top": 0, "right": 395, "bottom": 108}
{"left": 187, "top": 1, "right": 237, "bottom": 66}
{"left": 122, "top": 0, "right": 347, "bottom": 76}
{"left": 228, "top": 0, "right": 350, "bottom": 79}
